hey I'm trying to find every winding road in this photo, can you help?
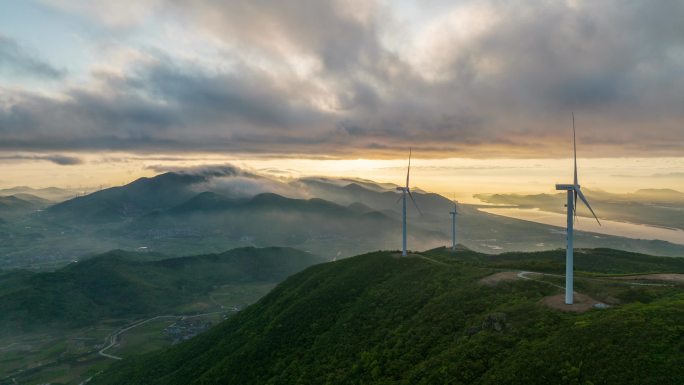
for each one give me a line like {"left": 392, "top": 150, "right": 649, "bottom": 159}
{"left": 516, "top": 270, "right": 674, "bottom": 288}
{"left": 98, "top": 311, "right": 227, "bottom": 360}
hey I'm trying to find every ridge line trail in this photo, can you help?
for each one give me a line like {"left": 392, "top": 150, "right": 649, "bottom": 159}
{"left": 517, "top": 271, "right": 674, "bottom": 288}
{"left": 416, "top": 255, "right": 450, "bottom": 266}
{"left": 0, "top": 342, "right": 18, "bottom": 351}
{"left": 517, "top": 271, "right": 565, "bottom": 290}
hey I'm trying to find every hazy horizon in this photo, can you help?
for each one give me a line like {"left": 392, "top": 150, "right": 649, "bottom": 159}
{"left": 1, "top": 156, "right": 683, "bottom": 203}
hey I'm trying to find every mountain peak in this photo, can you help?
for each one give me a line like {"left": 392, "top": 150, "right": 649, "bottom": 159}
{"left": 249, "top": 192, "right": 290, "bottom": 204}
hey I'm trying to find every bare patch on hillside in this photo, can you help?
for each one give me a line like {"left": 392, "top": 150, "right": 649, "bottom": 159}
{"left": 478, "top": 272, "right": 519, "bottom": 286}
{"left": 609, "top": 274, "right": 684, "bottom": 284}
{"left": 540, "top": 293, "right": 601, "bottom": 313}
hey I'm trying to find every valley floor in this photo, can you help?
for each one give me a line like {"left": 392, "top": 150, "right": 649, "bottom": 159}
{"left": 0, "top": 283, "right": 269, "bottom": 385}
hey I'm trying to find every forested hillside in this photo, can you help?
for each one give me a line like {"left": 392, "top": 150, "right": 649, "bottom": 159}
{"left": 0, "top": 247, "right": 323, "bottom": 332}
{"left": 92, "top": 249, "right": 684, "bottom": 385}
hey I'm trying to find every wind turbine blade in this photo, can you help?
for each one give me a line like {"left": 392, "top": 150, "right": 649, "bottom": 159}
{"left": 408, "top": 190, "right": 423, "bottom": 215}
{"left": 573, "top": 113, "right": 578, "bottom": 186}
{"left": 395, "top": 193, "right": 403, "bottom": 204}
{"left": 576, "top": 188, "right": 601, "bottom": 226}
{"left": 574, "top": 190, "right": 578, "bottom": 223}
{"left": 406, "top": 148, "right": 411, "bottom": 188}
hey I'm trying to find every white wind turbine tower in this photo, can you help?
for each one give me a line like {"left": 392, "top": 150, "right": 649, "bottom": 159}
{"left": 396, "top": 148, "right": 422, "bottom": 256}
{"left": 449, "top": 199, "right": 458, "bottom": 251}
{"left": 555, "top": 113, "right": 600, "bottom": 305}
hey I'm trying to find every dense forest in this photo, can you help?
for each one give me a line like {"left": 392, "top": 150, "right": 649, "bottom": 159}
{"left": 91, "top": 248, "right": 684, "bottom": 384}
{"left": 0, "top": 247, "right": 323, "bottom": 332}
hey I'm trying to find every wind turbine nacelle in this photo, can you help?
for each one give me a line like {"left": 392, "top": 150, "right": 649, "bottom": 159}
{"left": 396, "top": 187, "right": 407, "bottom": 191}
{"left": 555, "top": 184, "right": 579, "bottom": 191}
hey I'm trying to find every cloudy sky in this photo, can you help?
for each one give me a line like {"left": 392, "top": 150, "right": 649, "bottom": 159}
{"left": 0, "top": 0, "right": 683, "bottom": 195}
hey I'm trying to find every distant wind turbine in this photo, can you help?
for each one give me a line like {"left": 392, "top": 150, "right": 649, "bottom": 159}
{"left": 449, "top": 199, "right": 458, "bottom": 251}
{"left": 396, "top": 148, "right": 422, "bottom": 256}
{"left": 555, "top": 113, "right": 601, "bottom": 305}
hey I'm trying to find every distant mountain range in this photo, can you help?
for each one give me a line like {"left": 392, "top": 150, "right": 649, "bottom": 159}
{"left": 0, "top": 186, "right": 78, "bottom": 202}
{"left": 46, "top": 173, "right": 212, "bottom": 222}
{"left": 294, "top": 177, "right": 451, "bottom": 215}
{"left": 0, "top": 194, "right": 51, "bottom": 218}
{"left": 475, "top": 188, "right": 684, "bottom": 230}
{"left": 1, "top": 168, "right": 683, "bottom": 269}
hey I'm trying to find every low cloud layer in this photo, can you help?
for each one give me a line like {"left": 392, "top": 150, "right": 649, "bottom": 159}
{"left": 0, "top": 153, "right": 83, "bottom": 165}
{"left": 148, "top": 164, "right": 306, "bottom": 198}
{"left": 1, "top": 0, "right": 683, "bottom": 158}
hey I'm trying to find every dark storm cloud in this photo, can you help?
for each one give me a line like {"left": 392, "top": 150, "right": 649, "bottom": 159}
{"left": 159, "top": 0, "right": 684, "bottom": 156}
{"left": 2, "top": 0, "right": 684, "bottom": 157}
{"left": 0, "top": 58, "right": 334, "bottom": 153}
{"left": 0, "top": 36, "right": 65, "bottom": 79}
{"left": 134, "top": 60, "right": 326, "bottom": 130}
{"left": 0, "top": 153, "right": 83, "bottom": 165}
{"left": 42, "top": 154, "right": 83, "bottom": 165}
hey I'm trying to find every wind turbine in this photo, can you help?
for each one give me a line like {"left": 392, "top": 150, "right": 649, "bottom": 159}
{"left": 555, "top": 113, "right": 600, "bottom": 305}
{"left": 449, "top": 199, "right": 458, "bottom": 251}
{"left": 396, "top": 148, "right": 421, "bottom": 256}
